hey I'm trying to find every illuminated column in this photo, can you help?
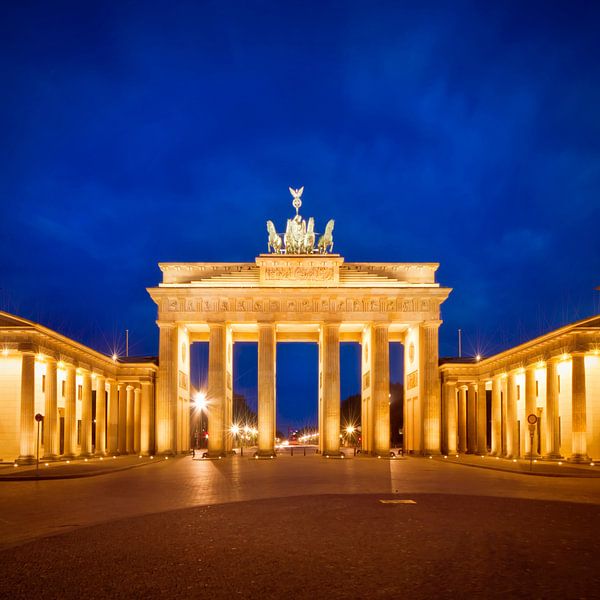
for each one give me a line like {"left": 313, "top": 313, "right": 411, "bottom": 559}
{"left": 43, "top": 358, "right": 59, "bottom": 460}
{"left": 134, "top": 387, "right": 141, "bottom": 453}
{"left": 458, "top": 386, "right": 467, "bottom": 453}
{"left": 17, "top": 351, "right": 36, "bottom": 464}
{"left": 320, "top": 322, "right": 341, "bottom": 456}
{"left": 491, "top": 375, "right": 501, "bottom": 456}
{"left": 118, "top": 384, "right": 127, "bottom": 454}
{"left": 501, "top": 375, "right": 508, "bottom": 455}
{"left": 443, "top": 381, "right": 457, "bottom": 455}
{"left": 372, "top": 323, "right": 390, "bottom": 456}
{"left": 524, "top": 365, "right": 539, "bottom": 458}
{"left": 207, "top": 323, "right": 227, "bottom": 457}
{"left": 63, "top": 364, "right": 77, "bottom": 458}
{"left": 224, "top": 327, "right": 233, "bottom": 453}
{"left": 156, "top": 322, "right": 177, "bottom": 455}
{"left": 140, "top": 381, "right": 153, "bottom": 456}
{"left": 360, "top": 325, "right": 373, "bottom": 454}
{"left": 421, "top": 321, "right": 441, "bottom": 455}
{"left": 476, "top": 380, "right": 487, "bottom": 455}
{"left": 467, "top": 382, "right": 477, "bottom": 453}
{"left": 505, "top": 371, "right": 518, "bottom": 458}
{"left": 569, "top": 353, "right": 589, "bottom": 462}
{"left": 126, "top": 385, "right": 134, "bottom": 453}
{"left": 257, "top": 323, "right": 276, "bottom": 457}
{"left": 544, "top": 357, "right": 562, "bottom": 459}
{"left": 95, "top": 375, "right": 106, "bottom": 455}
{"left": 107, "top": 380, "right": 118, "bottom": 454}
{"left": 80, "top": 370, "right": 93, "bottom": 456}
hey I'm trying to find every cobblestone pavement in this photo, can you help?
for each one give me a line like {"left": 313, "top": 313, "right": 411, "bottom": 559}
{"left": 1, "top": 454, "right": 599, "bottom": 549}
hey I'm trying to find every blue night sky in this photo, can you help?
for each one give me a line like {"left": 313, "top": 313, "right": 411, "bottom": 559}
{"left": 1, "top": 1, "right": 599, "bottom": 429}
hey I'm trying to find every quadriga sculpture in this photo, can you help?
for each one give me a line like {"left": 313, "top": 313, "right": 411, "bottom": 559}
{"left": 317, "top": 219, "right": 335, "bottom": 254}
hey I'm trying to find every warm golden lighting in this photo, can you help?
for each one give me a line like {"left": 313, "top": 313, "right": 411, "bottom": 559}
{"left": 193, "top": 391, "right": 208, "bottom": 411}
{"left": 2, "top": 348, "right": 9, "bottom": 357}
{"left": 475, "top": 354, "right": 481, "bottom": 362}
{"left": 230, "top": 424, "right": 240, "bottom": 436}
{"left": 112, "top": 353, "right": 118, "bottom": 361}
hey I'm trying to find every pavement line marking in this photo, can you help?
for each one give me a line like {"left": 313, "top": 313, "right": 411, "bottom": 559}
{"left": 379, "top": 499, "right": 416, "bottom": 504}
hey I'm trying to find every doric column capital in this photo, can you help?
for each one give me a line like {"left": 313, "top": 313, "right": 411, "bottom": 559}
{"left": 421, "top": 319, "right": 442, "bottom": 330}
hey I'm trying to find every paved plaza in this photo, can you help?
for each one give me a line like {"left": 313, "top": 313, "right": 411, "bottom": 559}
{"left": 1, "top": 454, "right": 599, "bottom": 598}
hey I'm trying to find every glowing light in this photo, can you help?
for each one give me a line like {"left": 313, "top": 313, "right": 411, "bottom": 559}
{"left": 58, "top": 360, "right": 65, "bottom": 369}
{"left": 112, "top": 353, "right": 118, "bottom": 361}
{"left": 37, "top": 353, "right": 45, "bottom": 362}
{"left": 84, "top": 458, "right": 88, "bottom": 462}
{"left": 475, "top": 354, "right": 481, "bottom": 362}
{"left": 590, "top": 462, "right": 595, "bottom": 466}
{"left": 558, "top": 461, "right": 563, "bottom": 465}
{"left": 99, "top": 457, "right": 103, "bottom": 461}
{"left": 230, "top": 424, "right": 240, "bottom": 436}
{"left": 429, "top": 456, "right": 432, "bottom": 459}
{"left": 513, "top": 459, "right": 517, "bottom": 463}
{"left": 346, "top": 425, "right": 355, "bottom": 435}
{"left": 45, "top": 463, "right": 49, "bottom": 467}
{"left": 150, "top": 456, "right": 154, "bottom": 459}
{"left": 13, "top": 463, "right": 18, "bottom": 467}
{"left": 2, "top": 348, "right": 9, "bottom": 357}
{"left": 165, "top": 456, "right": 169, "bottom": 460}
{"left": 561, "top": 353, "right": 569, "bottom": 362}
{"left": 455, "top": 454, "right": 459, "bottom": 458}
{"left": 66, "top": 460, "right": 70, "bottom": 464}
{"left": 112, "top": 456, "right": 116, "bottom": 459}
{"left": 193, "top": 391, "right": 208, "bottom": 411}
{"left": 139, "top": 455, "right": 142, "bottom": 459}
{"left": 443, "top": 455, "right": 447, "bottom": 459}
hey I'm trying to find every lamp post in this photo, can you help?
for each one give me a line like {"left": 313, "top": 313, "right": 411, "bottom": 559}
{"left": 35, "top": 413, "right": 43, "bottom": 476}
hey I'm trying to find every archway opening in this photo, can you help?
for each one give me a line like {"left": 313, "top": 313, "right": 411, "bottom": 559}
{"left": 340, "top": 342, "right": 361, "bottom": 449}
{"left": 275, "top": 343, "right": 318, "bottom": 446}
{"left": 390, "top": 342, "right": 404, "bottom": 451}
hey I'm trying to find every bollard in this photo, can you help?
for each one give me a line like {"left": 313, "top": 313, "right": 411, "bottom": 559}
{"left": 303, "top": 447, "right": 306, "bottom": 456}
{"left": 291, "top": 447, "right": 294, "bottom": 457}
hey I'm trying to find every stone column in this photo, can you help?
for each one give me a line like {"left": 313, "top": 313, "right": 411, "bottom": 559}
{"left": 207, "top": 323, "right": 227, "bottom": 457}
{"left": 569, "top": 353, "right": 589, "bottom": 462}
{"left": 140, "top": 381, "right": 153, "bottom": 456}
{"left": 458, "top": 386, "right": 467, "bottom": 453}
{"left": 491, "top": 376, "right": 502, "bottom": 456}
{"left": 443, "top": 381, "right": 457, "bottom": 455}
{"left": 126, "top": 385, "right": 134, "bottom": 454}
{"left": 320, "top": 322, "right": 341, "bottom": 456}
{"left": 63, "top": 364, "right": 77, "bottom": 459}
{"left": 43, "top": 358, "right": 59, "bottom": 460}
{"left": 134, "top": 387, "right": 141, "bottom": 453}
{"left": 501, "top": 375, "right": 508, "bottom": 455}
{"left": 524, "top": 365, "right": 539, "bottom": 458}
{"left": 80, "top": 370, "right": 93, "bottom": 456}
{"left": 118, "top": 384, "right": 127, "bottom": 454}
{"left": 421, "top": 321, "right": 441, "bottom": 455}
{"left": 372, "top": 323, "right": 390, "bottom": 456}
{"left": 95, "top": 375, "right": 106, "bottom": 455}
{"left": 467, "top": 382, "right": 477, "bottom": 453}
{"left": 257, "top": 323, "right": 276, "bottom": 457}
{"left": 156, "top": 322, "right": 178, "bottom": 455}
{"left": 544, "top": 358, "right": 562, "bottom": 459}
{"left": 476, "top": 380, "right": 487, "bottom": 455}
{"left": 505, "top": 371, "right": 518, "bottom": 458}
{"left": 17, "top": 351, "right": 36, "bottom": 464}
{"left": 107, "top": 380, "right": 118, "bottom": 454}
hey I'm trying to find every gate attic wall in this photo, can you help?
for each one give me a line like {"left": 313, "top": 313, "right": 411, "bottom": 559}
{"left": 147, "top": 255, "right": 452, "bottom": 457}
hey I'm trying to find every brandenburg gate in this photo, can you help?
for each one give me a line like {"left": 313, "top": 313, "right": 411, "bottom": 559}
{"left": 147, "top": 188, "right": 451, "bottom": 458}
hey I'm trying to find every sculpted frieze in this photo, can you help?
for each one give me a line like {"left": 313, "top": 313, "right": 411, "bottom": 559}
{"left": 165, "top": 295, "right": 436, "bottom": 314}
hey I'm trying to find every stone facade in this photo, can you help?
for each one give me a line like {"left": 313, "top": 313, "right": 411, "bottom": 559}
{"left": 0, "top": 312, "right": 157, "bottom": 463}
{"left": 147, "top": 254, "right": 451, "bottom": 457}
{"left": 440, "top": 316, "right": 600, "bottom": 461}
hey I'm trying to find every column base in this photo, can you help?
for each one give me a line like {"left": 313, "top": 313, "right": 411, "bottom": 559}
{"left": 79, "top": 452, "right": 94, "bottom": 459}
{"left": 542, "top": 453, "right": 564, "bottom": 461}
{"left": 568, "top": 454, "right": 591, "bottom": 463}
{"left": 42, "top": 454, "right": 59, "bottom": 462}
{"left": 15, "top": 455, "right": 36, "bottom": 465}
{"left": 61, "top": 454, "right": 76, "bottom": 460}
